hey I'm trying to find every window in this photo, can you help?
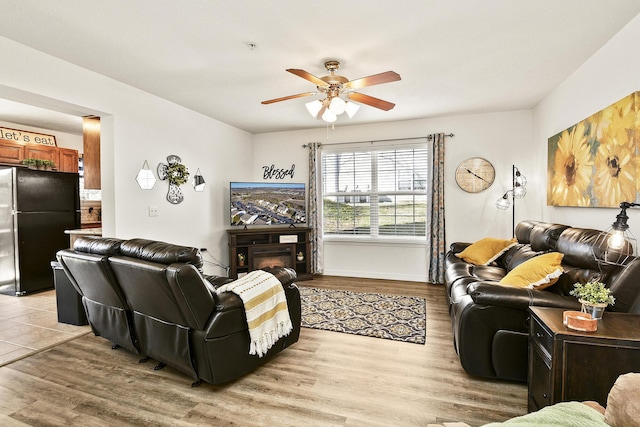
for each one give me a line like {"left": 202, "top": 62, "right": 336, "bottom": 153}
{"left": 321, "top": 142, "right": 428, "bottom": 237}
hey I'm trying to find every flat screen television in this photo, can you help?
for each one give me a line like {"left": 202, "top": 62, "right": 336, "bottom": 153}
{"left": 230, "top": 182, "right": 306, "bottom": 226}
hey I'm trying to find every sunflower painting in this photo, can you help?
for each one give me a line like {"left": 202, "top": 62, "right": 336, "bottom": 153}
{"left": 548, "top": 92, "right": 640, "bottom": 207}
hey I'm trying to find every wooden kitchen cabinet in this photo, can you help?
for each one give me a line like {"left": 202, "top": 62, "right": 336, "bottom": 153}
{"left": 58, "top": 147, "right": 79, "bottom": 172}
{"left": 0, "top": 137, "right": 78, "bottom": 172}
{"left": 24, "top": 144, "right": 58, "bottom": 163}
{"left": 528, "top": 306, "right": 640, "bottom": 412}
{"left": 0, "top": 138, "right": 24, "bottom": 163}
{"left": 82, "top": 117, "right": 101, "bottom": 189}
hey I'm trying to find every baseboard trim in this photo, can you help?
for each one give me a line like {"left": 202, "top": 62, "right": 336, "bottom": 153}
{"left": 320, "top": 268, "right": 426, "bottom": 283}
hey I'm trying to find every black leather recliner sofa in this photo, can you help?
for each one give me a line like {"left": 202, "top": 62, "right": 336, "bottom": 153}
{"left": 57, "top": 236, "right": 301, "bottom": 385}
{"left": 444, "top": 220, "right": 640, "bottom": 382}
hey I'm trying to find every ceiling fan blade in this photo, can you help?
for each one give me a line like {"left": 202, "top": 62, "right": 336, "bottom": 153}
{"left": 261, "top": 92, "right": 316, "bottom": 104}
{"left": 348, "top": 92, "right": 395, "bottom": 111}
{"left": 344, "top": 71, "right": 401, "bottom": 90}
{"left": 286, "top": 69, "right": 328, "bottom": 87}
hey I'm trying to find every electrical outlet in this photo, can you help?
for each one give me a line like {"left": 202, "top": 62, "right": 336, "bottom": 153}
{"left": 148, "top": 205, "right": 159, "bottom": 217}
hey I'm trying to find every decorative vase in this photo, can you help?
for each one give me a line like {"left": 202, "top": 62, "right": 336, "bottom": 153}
{"left": 297, "top": 252, "right": 304, "bottom": 262}
{"left": 579, "top": 300, "right": 608, "bottom": 320}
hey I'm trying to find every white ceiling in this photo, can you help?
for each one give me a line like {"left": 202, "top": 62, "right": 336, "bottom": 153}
{"left": 1, "top": 0, "right": 640, "bottom": 135}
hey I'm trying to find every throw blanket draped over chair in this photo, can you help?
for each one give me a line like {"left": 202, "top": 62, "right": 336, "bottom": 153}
{"left": 216, "top": 270, "right": 293, "bottom": 357}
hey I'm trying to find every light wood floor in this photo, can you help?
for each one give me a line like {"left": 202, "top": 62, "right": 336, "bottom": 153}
{"left": 0, "top": 291, "right": 91, "bottom": 367}
{"left": 0, "top": 276, "right": 527, "bottom": 426}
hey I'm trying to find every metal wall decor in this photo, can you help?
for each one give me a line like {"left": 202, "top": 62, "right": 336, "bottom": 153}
{"left": 158, "top": 155, "right": 190, "bottom": 204}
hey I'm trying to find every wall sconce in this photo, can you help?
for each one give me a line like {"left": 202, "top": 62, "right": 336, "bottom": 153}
{"left": 495, "top": 165, "right": 527, "bottom": 237}
{"left": 135, "top": 160, "right": 156, "bottom": 190}
{"left": 192, "top": 168, "right": 206, "bottom": 192}
{"left": 593, "top": 201, "right": 639, "bottom": 266}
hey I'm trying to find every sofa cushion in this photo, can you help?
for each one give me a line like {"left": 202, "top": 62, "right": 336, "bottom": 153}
{"left": 514, "top": 220, "right": 542, "bottom": 245}
{"left": 470, "top": 265, "right": 508, "bottom": 282}
{"left": 73, "top": 236, "right": 123, "bottom": 256}
{"left": 556, "top": 228, "right": 607, "bottom": 270}
{"left": 120, "top": 238, "right": 204, "bottom": 272}
{"left": 455, "top": 237, "right": 517, "bottom": 265}
{"left": 503, "top": 245, "right": 544, "bottom": 271}
{"left": 499, "top": 252, "right": 564, "bottom": 290}
{"left": 529, "top": 223, "right": 570, "bottom": 252}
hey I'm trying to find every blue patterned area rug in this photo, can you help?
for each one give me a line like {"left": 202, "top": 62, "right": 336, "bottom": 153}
{"left": 299, "top": 287, "right": 426, "bottom": 344}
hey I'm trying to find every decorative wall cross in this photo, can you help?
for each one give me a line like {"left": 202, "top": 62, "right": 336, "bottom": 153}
{"left": 157, "top": 155, "right": 190, "bottom": 204}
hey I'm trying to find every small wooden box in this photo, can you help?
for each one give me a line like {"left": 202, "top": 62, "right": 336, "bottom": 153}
{"left": 563, "top": 310, "right": 597, "bottom": 332}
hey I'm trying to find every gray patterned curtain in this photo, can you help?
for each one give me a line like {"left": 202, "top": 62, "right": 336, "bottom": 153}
{"left": 428, "top": 133, "right": 446, "bottom": 284}
{"left": 308, "top": 142, "right": 323, "bottom": 274}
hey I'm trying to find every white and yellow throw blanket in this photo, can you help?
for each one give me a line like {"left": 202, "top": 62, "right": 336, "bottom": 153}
{"left": 216, "top": 270, "right": 293, "bottom": 357}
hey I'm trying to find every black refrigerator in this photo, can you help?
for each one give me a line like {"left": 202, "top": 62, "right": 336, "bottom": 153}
{"left": 0, "top": 166, "right": 80, "bottom": 296}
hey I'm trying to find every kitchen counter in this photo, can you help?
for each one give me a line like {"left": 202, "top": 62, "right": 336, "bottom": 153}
{"left": 65, "top": 227, "right": 102, "bottom": 248}
{"left": 81, "top": 222, "right": 102, "bottom": 229}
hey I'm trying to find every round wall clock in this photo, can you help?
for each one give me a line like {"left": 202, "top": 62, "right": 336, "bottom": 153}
{"left": 455, "top": 157, "right": 495, "bottom": 193}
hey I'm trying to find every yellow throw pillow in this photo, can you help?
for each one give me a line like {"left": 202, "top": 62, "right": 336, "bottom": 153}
{"left": 456, "top": 237, "right": 518, "bottom": 265}
{"left": 499, "top": 252, "right": 564, "bottom": 290}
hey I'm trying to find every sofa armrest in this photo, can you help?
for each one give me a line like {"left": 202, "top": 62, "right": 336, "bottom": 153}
{"left": 203, "top": 269, "right": 301, "bottom": 340}
{"left": 449, "top": 242, "right": 471, "bottom": 254}
{"left": 468, "top": 282, "right": 582, "bottom": 311}
{"left": 261, "top": 266, "right": 297, "bottom": 286}
{"left": 204, "top": 274, "right": 233, "bottom": 288}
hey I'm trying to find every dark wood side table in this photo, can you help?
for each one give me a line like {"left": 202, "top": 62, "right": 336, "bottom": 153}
{"left": 528, "top": 306, "right": 640, "bottom": 412}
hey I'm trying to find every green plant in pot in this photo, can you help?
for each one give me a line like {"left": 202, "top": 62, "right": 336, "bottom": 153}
{"left": 21, "top": 158, "right": 37, "bottom": 169}
{"left": 42, "top": 160, "right": 55, "bottom": 171}
{"left": 569, "top": 281, "right": 615, "bottom": 319}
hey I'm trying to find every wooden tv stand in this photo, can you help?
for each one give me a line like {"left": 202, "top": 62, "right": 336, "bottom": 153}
{"left": 227, "top": 227, "right": 312, "bottom": 280}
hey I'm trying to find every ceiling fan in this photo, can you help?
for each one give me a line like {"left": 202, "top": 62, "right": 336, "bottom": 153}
{"left": 261, "top": 60, "right": 401, "bottom": 122}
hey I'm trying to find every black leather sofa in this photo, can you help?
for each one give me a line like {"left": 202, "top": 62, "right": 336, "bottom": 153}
{"left": 57, "top": 236, "right": 301, "bottom": 385}
{"left": 444, "top": 220, "right": 640, "bottom": 382}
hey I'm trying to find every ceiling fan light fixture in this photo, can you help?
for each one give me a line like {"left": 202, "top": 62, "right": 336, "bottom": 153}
{"left": 305, "top": 100, "right": 323, "bottom": 118}
{"left": 329, "top": 97, "right": 346, "bottom": 115}
{"left": 263, "top": 60, "right": 400, "bottom": 123}
{"left": 345, "top": 101, "right": 360, "bottom": 118}
{"left": 322, "top": 108, "right": 337, "bottom": 123}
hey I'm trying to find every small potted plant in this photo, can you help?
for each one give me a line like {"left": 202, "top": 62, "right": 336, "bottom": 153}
{"left": 21, "top": 158, "right": 37, "bottom": 169}
{"left": 569, "top": 281, "right": 615, "bottom": 319}
{"left": 237, "top": 253, "right": 245, "bottom": 267}
{"left": 35, "top": 159, "right": 46, "bottom": 170}
{"left": 43, "top": 160, "right": 55, "bottom": 171}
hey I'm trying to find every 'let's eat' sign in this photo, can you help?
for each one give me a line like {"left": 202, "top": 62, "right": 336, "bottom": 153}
{"left": 0, "top": 127, "right": 57, "bottom": 146}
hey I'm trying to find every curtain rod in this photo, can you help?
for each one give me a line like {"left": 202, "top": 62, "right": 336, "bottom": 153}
{"left": 302, "top": 133, "right": 454, "bottom": 148}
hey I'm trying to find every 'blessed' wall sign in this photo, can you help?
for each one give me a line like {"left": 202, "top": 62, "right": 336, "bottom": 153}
{"left": 263, "top": 164, "right": 295, "bottom": 179}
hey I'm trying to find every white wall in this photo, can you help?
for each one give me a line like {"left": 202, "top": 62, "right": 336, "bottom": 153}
{"left": 4, "top": 10, "right": 637, "bottom": 282}
{"left": 0, "top": 36, "right": 253, "bottom": 277}
{"left": 534, "top": 14, "right": 640, "bottom": 232}
{"left": 253, "top": 110, "right": 533, "bottom": 281}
